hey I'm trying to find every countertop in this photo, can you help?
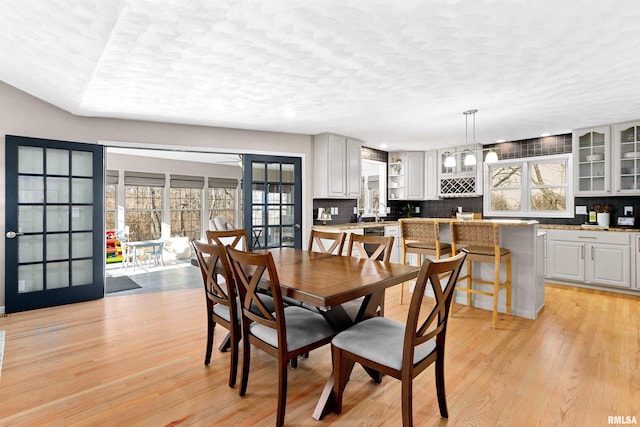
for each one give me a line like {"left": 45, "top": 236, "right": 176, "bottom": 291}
{"left": 539, "top": 224, "right": 640, "bottom": 232}
{"left": 313, "top": 218, "right": 539, "bottom": 230}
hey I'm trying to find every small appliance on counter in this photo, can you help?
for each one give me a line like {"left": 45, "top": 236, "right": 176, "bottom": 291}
{"left": 617, "top": 216, "right": 635, "bottom": 228}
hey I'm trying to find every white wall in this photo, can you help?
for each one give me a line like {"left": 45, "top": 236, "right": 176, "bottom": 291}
{"left": 0, "top": 81, "right": 314, "bottom": 308}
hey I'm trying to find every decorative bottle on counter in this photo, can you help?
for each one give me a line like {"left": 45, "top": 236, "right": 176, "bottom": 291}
{"left": 588, "top": 206, "right": 597, "bottom": 223}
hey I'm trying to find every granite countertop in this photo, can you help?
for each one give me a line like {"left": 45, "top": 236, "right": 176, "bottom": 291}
{"left": 539, "top": 224, "right": 640, "bottom": 232}
{"left": 313, "top": 218, "right": 539, "bottom": 230}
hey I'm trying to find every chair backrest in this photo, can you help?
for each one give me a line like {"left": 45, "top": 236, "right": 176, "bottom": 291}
{"left": 308, "top": 230, "right": 346, "bottom": 255}
{"left": 399, "top": 218, "right": 439, "bottom": 243}
{"left": 403, "top": 250, "right": 467, "bottom": 370}
{"left": 346, "top": 233, "right": 394, "bottom": 262}
{"left": 226, "top": 247, "right": 286, "bottom": 347}
{"left": 191, "top": 240, "right": 238, "bottom": 314}
{"left": 206, "top": 229, "right": 248, "bottom": 251}
{"left": 450, "top": 221, "right": 500, "bottom": 253}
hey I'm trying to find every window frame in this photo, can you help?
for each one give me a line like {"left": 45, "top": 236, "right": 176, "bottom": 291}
{"left": 208, "top": 186, "right": 237, "bottom": 226}
{"left": 169, "top": 187, "right": 202, "bottom": 240}
{"left": 483, "top": 153, "right": 574, "bottom": 218}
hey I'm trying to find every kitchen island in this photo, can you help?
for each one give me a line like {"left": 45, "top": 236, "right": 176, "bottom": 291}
{"left": 314, "top": 219, "right": 545, "bottom": 320}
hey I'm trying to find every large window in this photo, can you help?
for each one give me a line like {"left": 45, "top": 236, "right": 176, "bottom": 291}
{"left": 170, "top": 188, "right": 202, "bottom": 240}
{"left": 484, "top": 154, "right": 573, "bottom": 217}
{"left": 105, "top": 183, "right": 117, "bottom": 230}
{"left": 125, "top": 186, "right": 163, "bottom": 240}
{"left": 208, "top": 177, "right": 237, "bottom": 226}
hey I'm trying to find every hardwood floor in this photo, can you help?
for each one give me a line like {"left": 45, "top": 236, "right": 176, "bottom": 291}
{"left": 0, "top": 284, "right": 638, "bottom": 426}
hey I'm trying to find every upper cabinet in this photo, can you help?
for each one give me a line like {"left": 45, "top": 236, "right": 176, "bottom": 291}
{"left": 574, "top": 125, "right": 611, "bottom": 196}
{"left": 389, "top": 151, "right": 424, "bottom": 200}
{"left": 437, "top": 144, "right": 482, "bottom": 197}
{"left": 314, "top": 133, "right": 362, "bottom": 199}
{"left": 613, "top": 120, "right": 640, "bottom": 194}
{"left": 424, "top": 150, "right": 439, "bottom": 200}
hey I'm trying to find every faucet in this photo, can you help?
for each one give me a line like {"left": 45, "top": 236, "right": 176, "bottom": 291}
{"left": 375, "top": 203, "right": 386, "bottom": 222}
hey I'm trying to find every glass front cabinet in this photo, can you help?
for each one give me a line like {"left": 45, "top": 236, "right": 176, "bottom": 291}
{"left": 613, "top": 121, "right": 640, "bottom": 194}
{"left": 573, "top": 126, "right": 610, "bottom": 195}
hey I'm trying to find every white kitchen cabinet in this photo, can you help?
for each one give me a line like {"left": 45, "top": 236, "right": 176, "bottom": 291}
{"left": 313, "top": 133, "right": 362, "bottom": 199}
{"left": 573, "top": 125, "right": 611, "bottom": 195}
{"left": 384, "top": 225, "right": 401, "bottom": 263}
{"left": 437, "top": 144, "right": 483, "bottom": 197}
{"left": 546, "top": 229, "right": 631, "bottom": 289}
{"left": 635, "top": 234, "right": 640, "bottom": 289}
{"left": 388, "top": 151, "right": 424, "bottom": 200}
{"left": 613, "top": 120, "right": 640, "bottom": 194}
{"left": 424, "top": 150, "right": 439, "bottom": 200}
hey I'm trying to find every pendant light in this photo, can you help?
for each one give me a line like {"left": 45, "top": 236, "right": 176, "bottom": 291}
{"left": 463, "top": 109, "right": 478, "bottom": 166}
{"left": 444, "top": 151, "right": 456, "bottom": 168}
{"left": 485, "top": 149, "right": 498, "bottom": 163}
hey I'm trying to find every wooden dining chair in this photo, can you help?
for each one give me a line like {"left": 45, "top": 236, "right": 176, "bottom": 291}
{"left": 206, "top": 228, "right": 248, "bottom": 251}
{"left": 345, "top": 233, "right": 395, "bottom": 317}
{"left": 191, "top": 240, "right": 241, "bottom": 387}
{"left": 331, "top": 250, "right": 468, "bottom": 427}
{"left": 226, "top": 247, "right": 336, "bottom": 427}
{"left": 308, "top": 229, "right": 347, "bottom": 255}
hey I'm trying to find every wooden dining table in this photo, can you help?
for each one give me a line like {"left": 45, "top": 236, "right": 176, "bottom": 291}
{"left": 265, "top": 247, "right": 420, "bottom": 420}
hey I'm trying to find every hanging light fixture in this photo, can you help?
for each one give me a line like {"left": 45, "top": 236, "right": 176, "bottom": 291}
{"left": 463, "top": 109, "right": 478, "bottom": 166}
{"left": 485, "top": 149, "right": 498, "bottom": 163}
{"left": 444, "top": 151, "right": 456, "bottom": 168}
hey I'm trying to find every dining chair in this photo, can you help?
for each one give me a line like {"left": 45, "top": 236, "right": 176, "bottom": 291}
{"left": 399, "top": 219, "right": 452, "bottom": 304}
{"left": 308, "top": 229, "right": 347, "bottom": 255}
{"left": 331, "top": 250, "right": 467, "bottom": 426}
{"left": 191, "top": 240, "right": 241, "bottom": 387}
{"left": 226, "top": 246, "right": 336, "bottom": 427}
{"left": 345, "top": 233, "right": 395, "bottom": 317}
{"left": 450, "top": 221, "right": 512, "bottom": 329}
{"left": 206, "top": 228, "right": 248, "bottom": 251}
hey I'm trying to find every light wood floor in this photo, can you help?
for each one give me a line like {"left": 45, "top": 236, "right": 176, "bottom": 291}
{"left": 0, "top": 284, "right": 638, "bottom": 426}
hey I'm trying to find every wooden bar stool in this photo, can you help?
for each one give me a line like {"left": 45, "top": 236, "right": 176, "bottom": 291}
{"left": 399, "top": 219, "right": 451, "bottom": 304}
{"left": 450, "top": 221, "right": 512, "bottom": 329}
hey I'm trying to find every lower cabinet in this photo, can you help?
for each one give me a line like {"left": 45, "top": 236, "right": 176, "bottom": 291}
{"left": 384, "top": 225, "right": 401, "bottom": 263}
{"left": 546, "top": 229, "right": 632, "bottom": 289}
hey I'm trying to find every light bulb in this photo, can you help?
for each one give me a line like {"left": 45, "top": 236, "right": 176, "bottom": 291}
{"left": 485, "top": 150, "right": 498, "bottom": 164}
{"left": 444, "top": 152, "right": 456, "bottom": 168}
{"left": 464, "top": 150, "right": 476, "bottom": 166}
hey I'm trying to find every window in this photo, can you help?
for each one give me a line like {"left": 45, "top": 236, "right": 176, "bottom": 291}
{"left": 484, "top": 154, "right": 573, "bottom": 217}
{"left": 124, "top": 186, "right": 163, "bottom": 240}
{"left": 170, "top": 188, "right": 202, "bottom": 240}
{"left": 105, "top": 183, "right": 117, "bottom": 230}
{"left": 208, "top": 187, "right": 236, "bottom": 225}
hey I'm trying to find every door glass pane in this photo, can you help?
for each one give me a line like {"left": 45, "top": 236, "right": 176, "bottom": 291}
{"left": 252, "top": 162, "right": 265, "bottom": 181}
{"left": 47, "top": 177, "right": 70, "bottom": 203}
{"left": 72, "top": 178, "right": 93, "bottom": 203}
{"left": 252, "top": 183, "right": 265, "bottom": 203}
{"left": 47, "top": 206, "right": 70, "bottom": 232}
{"left": 47, "top": 234, "right": 70, "bottom": 260}
{"left": 47, "top": 262, "right": 69, "bottom": 289}
{"left": 267, "top": 184, "right": 281, "bottom": 203}
{"left": 47, "top": 148, "right": 69, "bottom": 175}
{"left": 252, "top": 206, "right": 264, "bottom": 225}
{"left": 282, "top": 226, "right": 295, "bottom": 247}
{"left": 267, "top": 227, "right": 281, "bottom": 247}
{"left": 72, "top": 260, "right": 93, "bottom": 286}
{"left": 19, "top": 146, "right": 43, "bottom": 174}
{"left": 18, "top": 235, "right": 43, "bottom": 263}
{"left": 251, "top": 227, "right": 265, "bottom": 249}
{"left": 72, "top": 206, "right": 93, "bottom": 230}
{"left": 72, "top": 151, "right": 93, "bottom": 176}
{"left": 268, "top": 206, "right": 280, "bottom": 225}
{"left": 282, "top": 163, "right": 294, "bottom": 183}
{"left": 72, "top": 232, "right": 93, "bottom": 258}
{"left": 281, "top": 184, "right": 294, "bottom": 203}
{"left": 267, "top": 163, "right": 280, "bottom": 181}
{"left": 18, "top": 205, "right": 43, "bottom": 233}
{"left": 18, "top": 265, "right": 44, "bottom": 293}
{"left": 19, "top": 176, "right": 44, "bottom": 203}
{"left": 281, "top": 206, "right": 294, "bottom": 225}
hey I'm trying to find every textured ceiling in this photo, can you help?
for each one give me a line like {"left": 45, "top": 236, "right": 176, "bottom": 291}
{"left": 2, "top": 0, "right": 640, "bottom": 152}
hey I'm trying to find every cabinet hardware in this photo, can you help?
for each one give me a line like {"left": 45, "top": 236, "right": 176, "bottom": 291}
{"left": 581, "top": 244, "right": 585, "bottom": 259}
{"left": 591, "top": 246, "right": 595, "bottom": 260}
{"left": 578, "top": 236, "right": 597, "bottom": 239}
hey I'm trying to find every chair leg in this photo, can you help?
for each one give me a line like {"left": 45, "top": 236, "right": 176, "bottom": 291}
{"left": 228, "top": 327, "right": 238, "bottom": 388}
{"left": 493, "top": 260, "right": 500, "bottom": 329}
{"left": 400, "top": 249, "right": 407, "bottom": 304}
{"left": 332, "top": 346, "right": 355, "bottom": 415}
{"left": 239, "top": 335, "right": 251, "bottom": 396}
{"left": 401, "top": 377, "right": 414, "bottom": 427}
{"left": 290, "top": 356, "right": 298, "bottom": 369}
{"left": 276, "top": 357, "right": 289, "bottom": 427}
{"left": 466, "top": 260, "right": 472, "bottom": 306}
{"left": 435, "top": 351, "right": 448, "bottom": 419}
{"left": 205, "top": 316, "right": 214, "bottom": 365}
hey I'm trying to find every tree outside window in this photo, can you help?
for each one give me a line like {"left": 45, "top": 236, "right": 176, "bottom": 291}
{"left": 208, "top": 187, "right": 235, "bottom": 225}
{"left": 170, "top": 188, "right": 201, "bottom": 240}
{"left": 125, "top": 185, "right": 163, "bottom": 240}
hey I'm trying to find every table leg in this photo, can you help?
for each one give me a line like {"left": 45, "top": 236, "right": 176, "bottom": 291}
{"left": 218, "top": 332, "right": 231, "bottom": 352}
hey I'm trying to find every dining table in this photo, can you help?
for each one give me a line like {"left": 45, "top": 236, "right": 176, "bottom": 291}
{"left": 264, "top": 247, "right": 420, "bottom": 420}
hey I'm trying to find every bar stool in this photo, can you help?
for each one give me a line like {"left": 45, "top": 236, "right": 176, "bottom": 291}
{"left": 450, "top": 221, "right": 512, "bottom": 329}
{"left": 399, "top": 219, "right": 451, "bottom": 304}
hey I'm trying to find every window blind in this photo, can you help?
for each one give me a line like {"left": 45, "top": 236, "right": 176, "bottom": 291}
{"left": 170, "top": 174, "right": 205, "bottom": 189}
{"left": 124, "top": 171, "right": 166, "bottom": 187}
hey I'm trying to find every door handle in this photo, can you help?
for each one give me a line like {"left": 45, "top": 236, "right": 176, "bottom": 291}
{"left": 294, "top": 224, "right": 301, "bottom": 229}
{"left": 581, "top": 244, "right": 584, "bottom": 259}
{"left": 591, "top": 246, "right": 594, "bottom": 260}
{"left": 6, "top": 231, "right": 23, "bottom": 239}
